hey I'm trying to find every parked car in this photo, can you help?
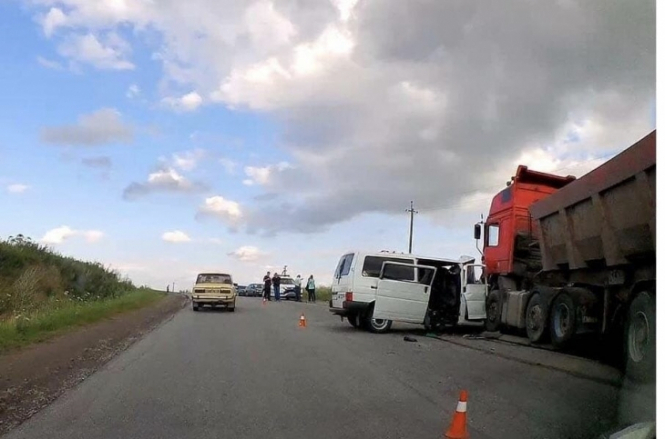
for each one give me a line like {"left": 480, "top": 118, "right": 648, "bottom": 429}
{"left": 270, "top": 276, "right": 299, "bottom": 300}
{"left": 247, "top": 283, "right": 263, "bottom": 297}
{"left": 237, "top": 285, "right": 247, "bottom": 296}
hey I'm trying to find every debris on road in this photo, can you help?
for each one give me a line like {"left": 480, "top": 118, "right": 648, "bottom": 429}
{"left": 403, "top": 336, "right": 418, "bottom": 342}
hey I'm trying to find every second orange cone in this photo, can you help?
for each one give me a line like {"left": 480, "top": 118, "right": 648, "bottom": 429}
{"left": 445, "top": 390, "right": 469, "bottom": 439}
{"left": 299, "top": 313, "right": 307, "bottom": 327}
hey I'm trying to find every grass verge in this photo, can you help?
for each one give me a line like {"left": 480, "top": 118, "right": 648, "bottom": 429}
{"left": 0, "top": 289, "right": 166, "bottom": 353}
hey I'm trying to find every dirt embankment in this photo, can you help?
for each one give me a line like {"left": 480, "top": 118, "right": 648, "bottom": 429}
{"left": 0, "top": 294, "right": 187, "bottom": 435}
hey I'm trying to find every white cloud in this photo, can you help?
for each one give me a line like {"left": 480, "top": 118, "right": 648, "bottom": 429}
{"left": 58, "top": 32, "right": 134, "bottom": 70}
{"left": 41, "top": 108, "right": 133, "bottom": 146}
{"left": 219, "top": 157, "right": 237, "bottom": 174}
{"left": 197, "top": 196, "right": 243, "bottom": 225}
{"left": 161, "top": 91, "right": 203, "bottom": 112}
{"left": 162, "top": 230, "right": 191, "bottom": 243}
{"left": 36, "top": 56, "right": 64, "bottom": 70}
{"left": 123, "top": 167, "right": 206, "bottom": 200}
{"left": 227, "top": 245, "right": 267, "bottom": 262}
{"left": 41, "top": 7, "right": 67, "bottom": 37}
{"left": 126, "top": 84, "right": 140, "bottom": 98}
{"left": 172, "top": 148, "right": 206, "bottom": 171}
{"left": 41, "top": 226, "right": 104, "bottom": 244}
{"left": 21, "top": 0, "right": 655, "bottom": 236}
{"left": 243, "top": 161, "right": 291, "bottom": 186}
{"left": 6, "top": 184, "right": 29, "bottom": 194}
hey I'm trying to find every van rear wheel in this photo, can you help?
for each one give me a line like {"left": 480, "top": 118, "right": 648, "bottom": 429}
{"left": 362, "top": 306, "right": 392, "bottom": 334}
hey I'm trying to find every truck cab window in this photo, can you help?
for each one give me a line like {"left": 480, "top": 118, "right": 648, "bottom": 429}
{"left": 487, "top": 224, "right": 500, "bottom": 246}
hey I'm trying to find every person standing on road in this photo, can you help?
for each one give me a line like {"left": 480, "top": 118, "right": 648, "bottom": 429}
{"left": 272, "top": 272, "right": 281, "bottom": 301}
{"left": 306, "top": 275, "right": 316, "bottom": 303}
{"left": 263, "top": 272, "right": 272, "bottom": 301}
{"left": 294, "top": 275, "right": 303, "bottom": 302}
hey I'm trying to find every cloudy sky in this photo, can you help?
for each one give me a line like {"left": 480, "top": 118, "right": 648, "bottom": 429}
{"left": 0, "top": 0, "right": 655, "bottom": 288}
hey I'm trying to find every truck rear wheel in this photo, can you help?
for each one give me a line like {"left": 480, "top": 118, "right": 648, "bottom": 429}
{"left": 550, "top": 292, "right": 576, "bottom": 348}
{"left": 484, "top": 290, "right": 501, "bottom": 332}
{"left": 525, "top": 293, "right": 548, "bottom": 343}
{"left": 625, "top": 291, "right": 655, "bottom": 382}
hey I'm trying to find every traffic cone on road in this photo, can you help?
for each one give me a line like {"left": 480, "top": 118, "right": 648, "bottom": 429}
{"left": 299, "top": 313, "right": 307, "bottom": 328}
{"left": 445, "top": 390, "right": 469, "bottom": 439}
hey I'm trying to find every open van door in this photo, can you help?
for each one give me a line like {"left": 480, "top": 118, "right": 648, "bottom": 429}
{"left": 461, "top": 264, "right": 487, "bottom": 320}
{"left": 373, "top": 262, "right": 436, "bottom": 323}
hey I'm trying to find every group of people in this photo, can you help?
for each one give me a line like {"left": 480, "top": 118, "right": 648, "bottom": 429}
{"left": 262, "top": 272, "right": 317, "bottom": 302}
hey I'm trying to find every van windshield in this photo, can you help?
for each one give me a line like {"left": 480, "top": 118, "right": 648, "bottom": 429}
{"left": 362, "top": 256, "right": 414, "bottom": 278}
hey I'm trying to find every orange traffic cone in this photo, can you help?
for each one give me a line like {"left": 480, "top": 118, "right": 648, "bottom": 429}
{"left": 445, "top": 390, "right": 469, "bottom": 439}
{"left": 299, "top": 313, "right": 307, "bottom": 327}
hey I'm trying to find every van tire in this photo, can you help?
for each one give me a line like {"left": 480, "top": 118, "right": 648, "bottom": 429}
{"left": 361, "top": 305, "right": 392, "bottom": 334}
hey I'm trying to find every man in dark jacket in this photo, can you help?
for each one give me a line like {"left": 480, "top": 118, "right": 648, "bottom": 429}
{"left": 272, "top": 273, "right": 281, "bottom": 301}
{"left": 263, "top": 272, "right": 272, "bottom": 301}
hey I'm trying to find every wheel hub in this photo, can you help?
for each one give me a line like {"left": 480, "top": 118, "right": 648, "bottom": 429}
{"left": 628, "top": 311, "right": 649, "bottom": 362}
{"left": 554, "top": 303, "right": 571, "bottom": 338}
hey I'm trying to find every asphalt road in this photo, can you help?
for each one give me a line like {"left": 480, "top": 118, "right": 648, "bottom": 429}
{"left": 3, "top": 297, "right": 639, "bottom": 439}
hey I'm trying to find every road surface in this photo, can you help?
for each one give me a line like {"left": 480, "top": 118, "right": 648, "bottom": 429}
{"left": 3, "top": 298, "right": 645, "bottom": 439}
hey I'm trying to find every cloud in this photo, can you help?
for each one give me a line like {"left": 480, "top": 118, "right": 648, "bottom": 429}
{"left": 243, "top": 162, "right": 291, "bottom": 186}
{"left": 161, "top": 92, "right": 203, "bottom": 112}
{"left": 162, "top": 230, "right": 191, "bottom": 243}
{"left": 57, "top": 32, "right": 134, "bottom": 70}
{"left": 40, "top": 7, "right": 67, "bottom": 37}
{"left": 227, "top": 245, "right": 267, "bottom": 262}
{"left": 126, "top": 84, "right": 140, "bottom": 98}
{"left": 22, "top": 0, "right": 655, "bottom": 235}
{"left": 81, "top": 156, "right": 112, "bottom": 168}
{"left": 123, "top": 168, "right": 207, "bottom": 200}
{"left": 197, "top": 196, "right": 243, "bottom": 225}
{"left": 6, "top": 184, "right": 29, "bottom": 194}
{"left": 41, "top": 108, "right": 134, "bottom": 146}
{"left": 219, "top": 157, "right": 237, "bottom": 174}
{"left": 41, "top": 226, "right": 104, "bottom": 244}
{"left": 172, "top": 148, "right": 206, "bottom": 171}
{"left": 36, "top": 56, "right": 64, "bottom": 70}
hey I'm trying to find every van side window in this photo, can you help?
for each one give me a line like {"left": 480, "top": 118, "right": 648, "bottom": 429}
{"left": 487, "top": 224, "right": 500, "bottom": 246}
{"left": 381, "top": 263, "right": 416, "bottom": 282}
{"left": 362, "top": 256, "right": 414, "bottom": 278}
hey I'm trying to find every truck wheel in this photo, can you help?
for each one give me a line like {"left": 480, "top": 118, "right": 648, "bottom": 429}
{"left": 550, "top": 292, "right": 576, "bottom": 348}
{"left": 624, "top": 291, "right": 655, "bottom": 383}
{"left": 361, "top": 306, "right": 392, "bottom": 334}
{"left": 192, "top": 302, "right": 199, "bottom": 311}
{"left": 484, "top": 290, "right": 501, "bottom": 332}
{"left": 525, "top": 293, "right": 548, "bottom": 343}
{"left": 347, "top": 314, "right": 359, "bottom": 328}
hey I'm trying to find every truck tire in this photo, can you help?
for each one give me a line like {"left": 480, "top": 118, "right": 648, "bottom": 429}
{"left": 192, "top": 302, "right": 199, "bottom": 311}
{"left": 550, "top": 292, "right": 576, "bottom": 348}
{"left": 347, "top": 314, "right": 359, "bottom": 328}
{"left": 484, "top": 290, "right": 501, "bottom": 332}
{"left": 624, "top": 291, "right": 655, "bottom": 383}
{"left": 525, "top": 293, "right": 548, "bottom": 343}
{"left": 361, "top": 305, "right": 392, "bottom": 334}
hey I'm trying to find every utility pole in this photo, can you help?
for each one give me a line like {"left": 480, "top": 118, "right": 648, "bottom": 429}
{"left": 406, "top": 201, "right": 418, "bottom": 254}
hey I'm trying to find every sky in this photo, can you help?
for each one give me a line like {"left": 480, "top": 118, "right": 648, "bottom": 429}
{"left": 0, "top": 0, "right": 656, "bottom": 289}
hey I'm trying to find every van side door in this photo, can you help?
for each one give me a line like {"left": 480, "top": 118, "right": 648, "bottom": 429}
{"left": 373, "top": 262, "right": 436, "bottom": 323}
{"left": 462, "top": 264, "right": 487, "bottom": 320}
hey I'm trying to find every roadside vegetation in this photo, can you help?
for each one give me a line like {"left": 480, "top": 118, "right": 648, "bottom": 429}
{"left": 0, "top": 234, "right": 164, "bottom": 352}
{"left": 316, "top": 286, "right": 332, "bottom": 303}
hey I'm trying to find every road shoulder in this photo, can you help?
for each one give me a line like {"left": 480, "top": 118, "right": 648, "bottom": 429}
{"left": 0, "top": 294, "right": 187, "bottom": 435}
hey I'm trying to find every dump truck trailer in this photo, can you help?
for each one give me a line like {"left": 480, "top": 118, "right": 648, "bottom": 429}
{"left": 478, "top": 131, "right": 655, "bottom": 381}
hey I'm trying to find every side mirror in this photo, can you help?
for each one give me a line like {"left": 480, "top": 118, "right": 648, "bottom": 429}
{"left": 474, "top": 224, "right": 481, "bottom": 240}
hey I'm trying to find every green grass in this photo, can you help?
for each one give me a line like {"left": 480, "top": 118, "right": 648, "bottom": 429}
{"left": 0, "top": 289, "right": 166, "bottom": 353}
{"left": 316, "top": 286, "right": 332, "bottom": 303}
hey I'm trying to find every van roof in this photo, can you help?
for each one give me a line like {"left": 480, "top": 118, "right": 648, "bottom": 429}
{"left": 342, "top": 250, "right": 466, "bottom": 265}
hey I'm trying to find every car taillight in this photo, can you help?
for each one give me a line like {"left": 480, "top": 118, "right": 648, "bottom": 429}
{"left": 345, "top": 292, "right": 353, "bottom": 302}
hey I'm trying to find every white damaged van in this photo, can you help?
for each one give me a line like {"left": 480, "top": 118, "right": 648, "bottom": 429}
{"left": 328, "top": 251, "right": 487, "bottom": 333}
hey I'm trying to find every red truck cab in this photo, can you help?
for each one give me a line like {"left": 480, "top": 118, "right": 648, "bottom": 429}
{"left": 483, "top": 166, "right": 575, "bottom": 285}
